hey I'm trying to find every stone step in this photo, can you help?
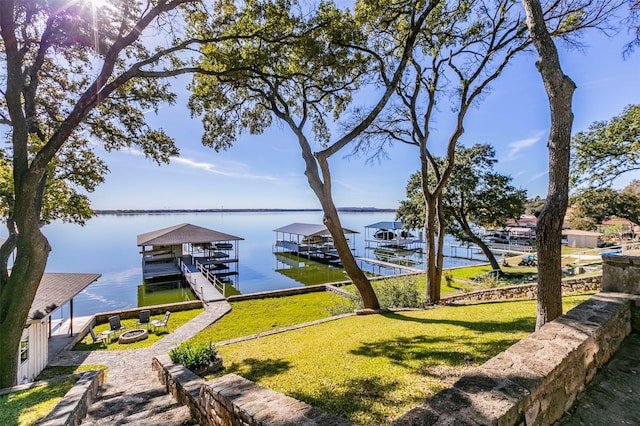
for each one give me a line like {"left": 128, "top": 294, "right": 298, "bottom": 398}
{"left": 83, "top": 385, "right": 194, "bottom": 425}
{"left": 83, "top": 404, "right": 194, "bottom": 425}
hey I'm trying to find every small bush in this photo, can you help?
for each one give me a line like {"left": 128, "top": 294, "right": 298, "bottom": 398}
{"left": 376, "top": 277, "right": 423, "bottom": 308}
{"left": 325, "top": 292, "right": 361, "bottom": 315}
{"left": 169, "top": 342, "right": 217, "bottom": 372}
{"left": 444, "top": 272, "right": 454, "bottom": 287}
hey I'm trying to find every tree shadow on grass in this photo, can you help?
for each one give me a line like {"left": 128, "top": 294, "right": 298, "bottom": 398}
{"left": 221, "top": 358, "right": 292, "bottom": 382}
{"left": 380, "top": 310, "right": 535, "bottom": 334}
{"left": 290, "top": 375, "right": 409, "bottom": 425}
{"left": 348, "top": 312, "right": 535, "bottom": 370}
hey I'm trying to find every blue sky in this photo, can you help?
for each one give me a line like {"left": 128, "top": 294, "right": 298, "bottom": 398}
{"left": 89, "top": 28, "right": 640, "bottom": 210}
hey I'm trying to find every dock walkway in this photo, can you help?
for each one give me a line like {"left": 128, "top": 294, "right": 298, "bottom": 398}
{"left": 180, "top": 260, "right": 225, "bottom": 302}
{"left": 356, "top": 257, "right": 423, "bottom": 274}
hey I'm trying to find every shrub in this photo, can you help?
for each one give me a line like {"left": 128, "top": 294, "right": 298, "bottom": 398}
{"left": 169, "top": 342, "right": 217, "bottom": 372}
{"left": 325, "top": 292, "right": 361, "bottom": 315}
{"left": 376, "top": 277, "right": 423, "bottom": 308}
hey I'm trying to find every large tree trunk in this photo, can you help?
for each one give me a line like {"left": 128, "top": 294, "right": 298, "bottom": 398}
{"left": 0, "top": 174, "right": 51, "bottom": 387}
{"left": 295, "top": 132, "right": 380, "bottom": 310}
{"left": 521, "top": 0, "right": 576, "bottom": 330}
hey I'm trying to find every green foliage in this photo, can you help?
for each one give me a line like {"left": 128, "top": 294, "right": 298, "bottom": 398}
{"left": 569, "top": 183, "right": 640, "bottom": 229}
{"left": 396, "top": 144, "right": 527, "bottom": 268}
{"left": 375, "top": 277, "right": 423, "bottom": 308}
{"left": 524, "top": 196, "right": 546, "bottom": 215}
{"left": 571, "top": 104, "right": 640, "bottom": 188}
{"left": 187, "top": 0, "right": 370, "bottom": 151}
{"left": 1, "top": 0, "right": 186, "bottom": 226}
{"left": 441, "top": 144, "right": 527, "bottom": 240}
{"left": 169, "top": 342, "right": 218, "bottom": 372}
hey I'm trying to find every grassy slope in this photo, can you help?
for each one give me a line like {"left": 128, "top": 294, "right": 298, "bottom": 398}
{"left": 212, "top": 293, "right": 594, "bottom": 425}
{"left": 190, "top": 292, "right": 344, "bottom": 345}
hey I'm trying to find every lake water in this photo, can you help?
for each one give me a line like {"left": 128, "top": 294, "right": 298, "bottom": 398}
{"left": 35, "top": 210, "right": 483, "bottom": 317}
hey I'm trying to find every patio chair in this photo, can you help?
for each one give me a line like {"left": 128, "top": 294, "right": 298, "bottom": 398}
{"left": 151, "top": 311, "right": 171, "bottom": 333}
{"left": 137, "top": 309, "right": 151, "bottom": 329}
{"left": 108, "top": 315, "right": 126, "bottom": 336}
{"left": 89, "top": 327, "right": 109, "bottom": 346}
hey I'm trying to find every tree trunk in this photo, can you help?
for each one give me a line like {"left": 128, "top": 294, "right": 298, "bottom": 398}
{"left": 424, "top": 195, "right": 440, "bottom": 303}
{"left": 294, "top": 130, "right": 380, "bottom": 309}
{"left": 459, "top": 217, "right": 502, "bottom": 272}
{"left": 521, "top": 0, "right": 576, "bottom": 330}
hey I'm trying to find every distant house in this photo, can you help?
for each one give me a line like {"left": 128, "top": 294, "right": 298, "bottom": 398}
{"left": 19, "top": 273, "right": 100, "bottom": 384}
{"left": 562, "top": 230, "right": 603, "bottom": 249}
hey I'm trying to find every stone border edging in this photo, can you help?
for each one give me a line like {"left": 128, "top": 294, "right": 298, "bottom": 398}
{"left": 39, "top": 369, "right": 104, "bottom": 426}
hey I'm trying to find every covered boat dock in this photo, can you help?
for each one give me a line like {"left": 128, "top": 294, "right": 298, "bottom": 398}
{"left": 273, "top": 222, "right": 358, "bottom": 266}
{"left": 365, "top": 221, "right": 423, "bottom": 249}
{"left": 137, "top": 223, "right": 243, "bottom": 301}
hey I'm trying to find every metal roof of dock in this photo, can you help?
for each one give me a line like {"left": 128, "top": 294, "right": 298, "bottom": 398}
{"left": 137, "top": 223, "right": 244, "bottom": 246}
{"left": 365, "top": 221, "right": 404, "bottom": 229}
{"left": 273, "top": 222, "right": 358, "bottom": 236}
{"left": 29, "top": 273, "right": 101, "bottom": 321}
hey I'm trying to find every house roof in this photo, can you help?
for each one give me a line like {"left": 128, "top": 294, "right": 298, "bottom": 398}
{"left": 273, "top": 223, "right": 358, "bottom": 236}
{"left": 29, "top": 273, "right": 101, "bottom": 321}
{"left": 137, "top": 223, "right": 244, "bottom": 246}
{"left": 562, "top": 230, "right": 603, "bottom": 237}
{"left": 365, "top": 221, "right": 404, "bottom": 230}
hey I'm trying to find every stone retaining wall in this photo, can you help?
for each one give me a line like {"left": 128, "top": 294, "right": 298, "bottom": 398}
{"left": 152, "top": 355, "right": 347, "bottom": 425}
{"left": 392, "top": 292, "right": 640, "bottom": 425}
{"left": 94, "top": 300, "right": 204, "bottom": 323}
{"left": 440, "top": 275, "right": 601, "bottom": 305}
{"left": 39, "top": 370, "right": 104, "bottom": 426}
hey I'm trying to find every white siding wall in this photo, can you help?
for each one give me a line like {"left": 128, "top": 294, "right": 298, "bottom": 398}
{"left": 17, "top": 319, "right": 49, "bottom": 384}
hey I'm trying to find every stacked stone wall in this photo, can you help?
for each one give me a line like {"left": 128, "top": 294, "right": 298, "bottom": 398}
{"left": 152, "top": 356, "right": 347, "bottom": 425}
{"left": 441, "top": 275, "right": 601, "bottom": 305}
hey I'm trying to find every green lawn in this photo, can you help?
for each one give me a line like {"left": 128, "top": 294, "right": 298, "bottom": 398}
{"left": 211, "top": 293, "right": 594, "bottom": 425}
{"left": 190, "top": 292, "right": 344, "bottom": 345}
{"left": 0, "top": 364, "right": 107, "bottom": 426}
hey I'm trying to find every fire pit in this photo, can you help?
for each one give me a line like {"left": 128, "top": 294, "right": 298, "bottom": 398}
{"left": 118, "top": 328, "right": 149, "bottom": 344}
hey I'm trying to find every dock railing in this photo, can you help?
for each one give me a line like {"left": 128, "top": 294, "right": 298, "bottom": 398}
{"left": 194, "top": 259, "right": 226, "bottom": 298}
{"left": 179, "top": 259, "right": 205, "bottom": 300}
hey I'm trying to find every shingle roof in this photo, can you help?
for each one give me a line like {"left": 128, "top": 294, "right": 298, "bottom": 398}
{"left": 273, "top": 223, "right": 358, "bottom": 236}
{"left": 137, "top": 223, "right": 244, "bottom": 246}
{"left": 29, "top": 273, "right": 101, "bottom": 320}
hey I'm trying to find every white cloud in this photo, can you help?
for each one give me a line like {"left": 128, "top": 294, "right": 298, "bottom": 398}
{"left": 528, "top": 170, "right": 548, "bottom": 182}
{"left": 171, "top": 157, "right": 280, "bottom": 181}
{"left": 503, "top": 133, "right": 544, "bottom": 161}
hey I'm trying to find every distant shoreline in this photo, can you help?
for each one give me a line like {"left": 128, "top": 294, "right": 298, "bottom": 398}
{"left": 94, "top": 207, "right": 396, "bottom": 215}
